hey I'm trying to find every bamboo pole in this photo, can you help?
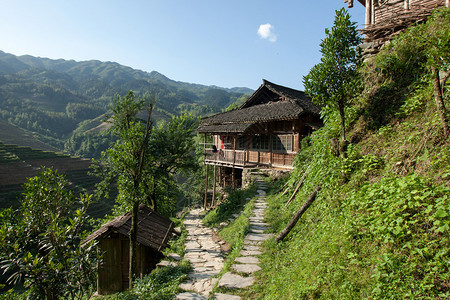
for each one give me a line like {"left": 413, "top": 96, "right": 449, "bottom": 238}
{"left": 275, "top": 185, "right": 321, "bottom": 243}
{"left": 285, "top": 165, "right": 310, "bottom": 207}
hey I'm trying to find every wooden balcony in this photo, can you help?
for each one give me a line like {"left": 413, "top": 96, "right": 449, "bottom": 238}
{"left": 203, "top": 148, "right": 295, "bottom": 170}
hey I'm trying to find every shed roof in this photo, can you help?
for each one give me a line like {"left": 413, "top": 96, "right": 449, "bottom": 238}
{"left": 82, "top": 205, "right": 174, "bottom": 251}
{"left": 197, "top": 80, "right": 321, "bottom": 134}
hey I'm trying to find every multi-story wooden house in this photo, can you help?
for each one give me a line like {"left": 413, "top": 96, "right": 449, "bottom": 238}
{"left": 197, "top": 80, "right": 322, "bottom": 187}
{"left": 345, "top": 0, "right": 449, "bottom": 50}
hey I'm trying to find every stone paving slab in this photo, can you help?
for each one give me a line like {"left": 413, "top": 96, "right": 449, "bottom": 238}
{"left": 214, "top": 293, "right": 241, "bottom": 300}
{"left": 176, "top": 292, "right": 208, "bottom": 300}
{"left": 218, "top": 272, "right": 254, "bottom": 289}
{"left": 245, "top": 233, "right": 272, "bottom": 241}
{"left": 243, "top": 245, "right": 261, "bottom": 251}
{"left": 235, "top": 256, "right": 260, "bottom": 264}
{"left": 232, "top": 263, "right": 262, "bottom": 274}
{"left": 240, "top": 250, "right": 262, "bottom": 256}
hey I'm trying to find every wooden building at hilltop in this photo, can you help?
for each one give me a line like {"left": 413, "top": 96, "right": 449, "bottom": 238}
{"left": 345, "top": 0, "right": 449, "bottom": 52}
{"left": 82, "top": 205, "right": 174, "bottom": 295}
{"left": 197, "top": 80, "right": 322, "bottom": 189}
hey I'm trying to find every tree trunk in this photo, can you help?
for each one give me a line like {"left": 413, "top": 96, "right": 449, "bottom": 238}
{"left": 431, "top": 66, "right": 449, "bottom": 138}
{"left": 338, "top": 100, "right": 346, "bottom": 141}
{"left": 275, "top": 185, "right": 321, "bottom": 243}
{"left": 128, "top": 201, "right": 139, "bottom": 289}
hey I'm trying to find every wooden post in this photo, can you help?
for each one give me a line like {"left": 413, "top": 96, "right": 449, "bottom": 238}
{"left": 348, "top": 0, "right": 353, "bottom": 8}
{"left": 212, "top": 165, "right": 217, "bottom": 207}
{"left": 232, "top": 137, "right": 236, "bottom": 188}
{"left": 269, "top": 132, "right": 273, "bottom": 167}
{"left": 365, "top": 0, "right": 372, "bottom": 25}
{"left": 275, "top": 185, "right": 321, "bottom": 243}
{"left": 371, "top": 0, "right": 375, "bottom": 24}
{"left": 204, "top": 164, "right": 209, "bottom": 210}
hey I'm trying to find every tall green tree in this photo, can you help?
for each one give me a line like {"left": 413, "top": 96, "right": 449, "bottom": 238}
{"left": 303, "top": 8, "right": 362, "bottom": 141}
{"left": 94, "top": 91, "right": 199, "bottom": 288}
{"left": 422, "top": 8, "right": 449, "bottom": 137}
{"left": 0, "top": 168, "right": 97, "bottom": 300}
{"left": 96, "top": 91, "right": 153, "bottom": 289}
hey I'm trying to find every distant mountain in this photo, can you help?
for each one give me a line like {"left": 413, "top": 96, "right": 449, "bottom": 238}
{"left": 0, "top": 50, "right": 253, "bottom": 152}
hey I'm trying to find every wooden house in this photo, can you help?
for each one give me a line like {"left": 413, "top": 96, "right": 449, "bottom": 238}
{"left": 82, "top": 205, "right": 174, "bottom": 295}
{"left": 197, "top": 80, "right": 322, "bottom": 188}
{"left": 345, "top": 0, "right": 449, "bottom": 49}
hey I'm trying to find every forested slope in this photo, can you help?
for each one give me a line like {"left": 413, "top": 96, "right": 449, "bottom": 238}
{"left": 0, "top": 50, "right": 251, "bottom": 155}
{"left": 245, "top": 9, "right": 450, "bottom": 299}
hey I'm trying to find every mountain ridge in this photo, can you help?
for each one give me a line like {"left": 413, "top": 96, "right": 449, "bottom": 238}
{"left": 0, "top": 50, "right": 253, "bottom": 94}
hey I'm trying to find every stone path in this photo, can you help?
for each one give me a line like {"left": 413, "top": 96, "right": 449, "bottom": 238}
{"left": 177, "top": 208, "right": 224, "bottom": 297}
{"left": 176, "top": 177, "right": 271, "bottom": 300}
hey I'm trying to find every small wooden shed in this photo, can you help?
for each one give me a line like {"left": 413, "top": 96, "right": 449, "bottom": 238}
{"left": 82, "top": 205, "right": 174, "bottom": 295}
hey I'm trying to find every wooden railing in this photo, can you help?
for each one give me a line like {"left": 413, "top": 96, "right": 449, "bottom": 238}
{"left": 204, "top": 148, "right": 294, "bottom": 169}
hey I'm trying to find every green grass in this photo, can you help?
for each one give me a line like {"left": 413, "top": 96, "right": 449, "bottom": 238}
{"left": 202, "top": 184, "right": 257, "bottom": 228}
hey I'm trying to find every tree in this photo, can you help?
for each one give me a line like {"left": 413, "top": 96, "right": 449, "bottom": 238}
{"left": 0, "top": 168, "right": 97, "bottom": 300}
{"left": 422, "top": 8, "right": 450, "bottom": 137}
{"left": 303, "top": 8, "right": 362, "bottom": 142}
{"left": 94, "top": 91, "right": 199, "bottom": 288}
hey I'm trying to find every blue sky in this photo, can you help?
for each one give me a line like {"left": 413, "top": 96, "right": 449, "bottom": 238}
{"left": 1, "top": 1, "right": 365, "bottom": 90}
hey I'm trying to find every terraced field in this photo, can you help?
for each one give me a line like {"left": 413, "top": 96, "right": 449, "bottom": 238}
{"left": 0, "top": 142, "right": 115, "bottom": 219}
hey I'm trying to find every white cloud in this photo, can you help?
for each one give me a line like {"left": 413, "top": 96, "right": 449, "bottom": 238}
{"left": 257, "top": 23, "right": 277, "bottom": 42}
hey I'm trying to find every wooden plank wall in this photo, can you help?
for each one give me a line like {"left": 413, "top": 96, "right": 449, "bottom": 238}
{"left": 374, "top": 0, "right": 446, "bottom": 24}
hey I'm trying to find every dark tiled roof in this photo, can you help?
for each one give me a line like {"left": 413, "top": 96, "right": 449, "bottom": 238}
{"left": 202, "top": 100, "right": 313, "bottom": 125}
{"left": 197, "top": 80, "right": 321, "bottom": 134}
{"left": 240, "top": 80, "right": 320, "bottom": 115}
{"left": 82, "top": 205, "right": 173, "bottom": 251}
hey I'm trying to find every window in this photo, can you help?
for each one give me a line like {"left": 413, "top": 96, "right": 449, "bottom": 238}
{"left": 238, "top": 136, "right": 246, "bottom": 149}
{"left": 252, "top": 135, "right": 269, "bottom": 150}
{"left": 272, "top": 134, "right": 293, "bottom": 152}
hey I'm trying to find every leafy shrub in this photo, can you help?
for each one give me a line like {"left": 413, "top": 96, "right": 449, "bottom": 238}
{"left": 346, "top": 175, "right": 450, "bottom": 298}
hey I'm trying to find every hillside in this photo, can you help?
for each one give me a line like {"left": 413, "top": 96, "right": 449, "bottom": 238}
{"left": 0, "top": 50, "right": 252, "bottom": 152}
{"left": 196, "top": 9, "right": 450, "bottom": 299}
{"left": 240, "top": 12, "right": 449, "bottom": 299}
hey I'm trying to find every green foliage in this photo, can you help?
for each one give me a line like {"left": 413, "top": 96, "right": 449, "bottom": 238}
{"left": 102, "top": 261, "right": 191, "bottom": 300}
{"left": 0, "top": 168, "right": 98, "bottom": 299}
{"left": 94, "top": 91, "right": 200, "bottom": 217}
{"left": 346, "top": 175, "right": 449, "bottom": 298}
{"left": 303, "top": 8, "right": 362, "bottom": 140}
{"left": 363, "top": 8, "right": 450, "bottom": 130}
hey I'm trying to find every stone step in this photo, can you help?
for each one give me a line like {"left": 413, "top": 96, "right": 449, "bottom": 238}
{"left": 218, "top": 272, "right": 254, "bottom": 289}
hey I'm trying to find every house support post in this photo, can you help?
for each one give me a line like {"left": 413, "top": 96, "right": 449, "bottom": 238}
{"left": 212, "top": 165, "right": 217, "bottom": 207}
{"left": 232, "top": 137, "right": 236, "bottom": 188}
{"left": 232, "top": 167, "right": 235, "bottom": 189}
{"left": 269, "top": 132, "right": 273, "bottom": 168}
{"left": 204, "top": 164, "right": 209, "bottom": 210}
{"left": 365, "top": 0, "right": 372, "bottom": 25}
